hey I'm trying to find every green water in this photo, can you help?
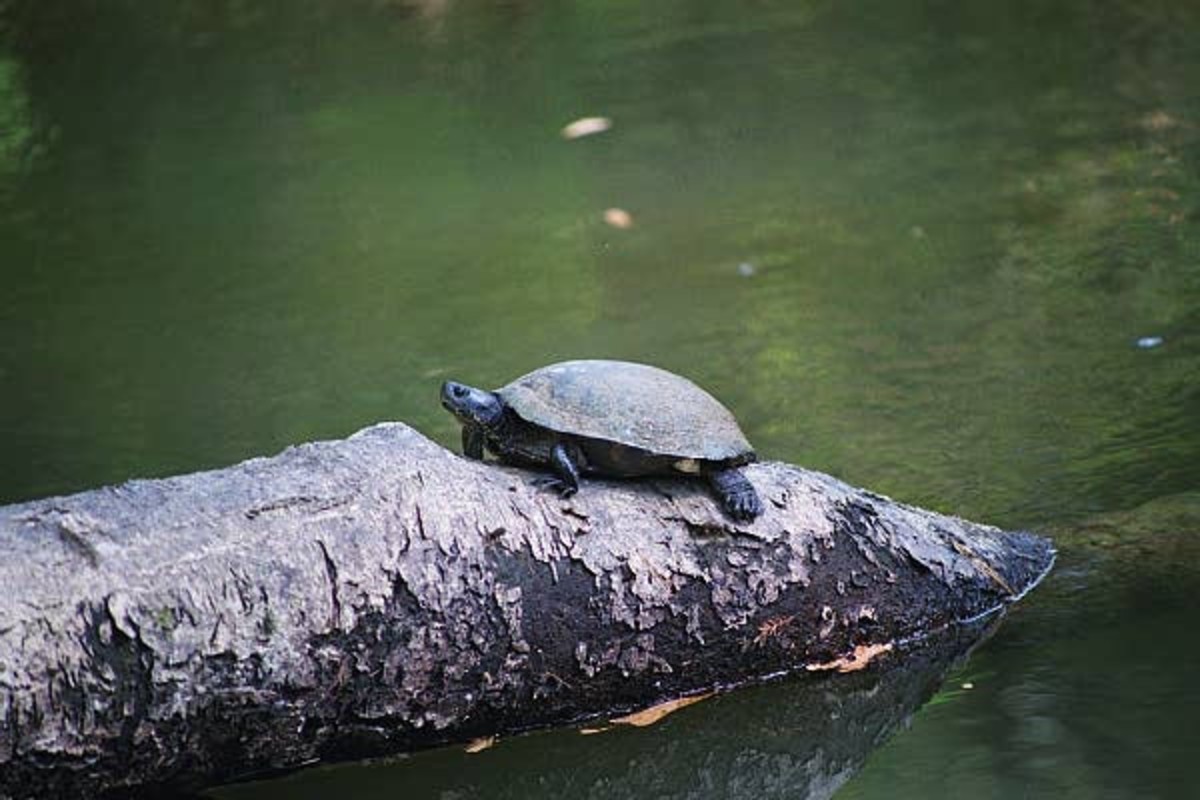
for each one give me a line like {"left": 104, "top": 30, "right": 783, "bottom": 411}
{"left": 2, "top": 1, "right": 1198, "bottom": 797}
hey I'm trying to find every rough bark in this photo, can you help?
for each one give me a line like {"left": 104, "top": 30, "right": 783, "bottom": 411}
{"left": 0, "top": 422, "right": 1054, "bottom": 798}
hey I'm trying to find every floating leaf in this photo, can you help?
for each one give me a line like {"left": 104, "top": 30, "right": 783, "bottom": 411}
{"left": 603, "top": 208, "right": 634, "bottom": 229}
{"left": 610, "top": 692, "right": 714, "bottom": 727}
{"left": 561, "top": 116, "right": 612, "bottom": 139}
{"left": 579, "top": 726, "right": 611, "bottom": 735}
{"left": 1139, "top": 110, "right": 1178, "bottom": 132}
{"left": 805, "top": 642, "right": 893, "bottom": 673}
{"left": 464, "top": 735, "right": 496, "bottom": 753}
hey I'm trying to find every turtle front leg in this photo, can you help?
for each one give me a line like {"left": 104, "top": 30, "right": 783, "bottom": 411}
{"left": 532, "top": 441, "right": 582, "bottom": 498}
{"left": 706, "top": 467, "right": 763, "bottom": 522}
{"left": 462, "top": 425, "right": 485, "bottom": 459}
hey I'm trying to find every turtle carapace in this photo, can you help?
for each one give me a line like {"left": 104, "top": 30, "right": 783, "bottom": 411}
{"left": 440, "top": 360, "right": 763, "bottom": 521}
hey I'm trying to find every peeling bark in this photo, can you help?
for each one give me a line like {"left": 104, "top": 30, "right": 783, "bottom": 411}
{"left": 0, "top": 423, "right": 1054, "bottom": 797}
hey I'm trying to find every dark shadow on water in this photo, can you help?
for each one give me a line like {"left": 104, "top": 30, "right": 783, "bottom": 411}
{"left": 213, "top": 617, "right": 1001, "bottom": 800}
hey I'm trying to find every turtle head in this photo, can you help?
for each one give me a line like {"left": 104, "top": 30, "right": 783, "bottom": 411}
{"left": 441, "top": 381, "right": 505, "bottom": 430}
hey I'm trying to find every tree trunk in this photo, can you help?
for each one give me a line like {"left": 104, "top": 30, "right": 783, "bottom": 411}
{"left": 0, "top": 422, "right": 1053, "bottom": 798}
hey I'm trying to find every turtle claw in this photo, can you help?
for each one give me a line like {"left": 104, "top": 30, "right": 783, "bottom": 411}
{"left": 708, "top": 467, "right": 763, "bottom": 523}
{"left": 530, "top": 475, "right": 578, "bottom": 498}
{"left": 724, "top": 489, "right": 763, "bottom": 522}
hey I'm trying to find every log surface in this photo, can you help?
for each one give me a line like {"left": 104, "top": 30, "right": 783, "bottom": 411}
{"left": 0, "top": 422, "right": 1054, "bottom": 797}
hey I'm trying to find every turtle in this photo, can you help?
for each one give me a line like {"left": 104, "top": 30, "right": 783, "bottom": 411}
{"left": 440, "top": 359, "right": 763, "bottom": 521}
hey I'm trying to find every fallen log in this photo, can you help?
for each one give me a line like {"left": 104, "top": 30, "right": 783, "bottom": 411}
{"left": 0, "top": 422, "right": 1054, "bottom": 797}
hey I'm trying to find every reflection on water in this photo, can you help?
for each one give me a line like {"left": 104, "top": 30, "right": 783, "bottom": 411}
{"left": 217, "top": 619, "right": 1001, "bottom": 800}
{"left": 1, "top": 1, "right": 1198, "bottom": 798}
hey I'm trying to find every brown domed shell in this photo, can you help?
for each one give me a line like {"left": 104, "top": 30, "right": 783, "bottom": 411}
{"left": 496, "top": 360, "right": 754, "bottom": 462}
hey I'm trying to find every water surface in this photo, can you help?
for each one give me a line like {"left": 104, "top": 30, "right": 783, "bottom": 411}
{"left": 1, "top": 1, "right": 1198, "bottom": 797}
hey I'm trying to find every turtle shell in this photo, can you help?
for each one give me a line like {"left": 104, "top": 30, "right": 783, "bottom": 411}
{"left": 496, "top": 360, "right": 754, "bottom": 462}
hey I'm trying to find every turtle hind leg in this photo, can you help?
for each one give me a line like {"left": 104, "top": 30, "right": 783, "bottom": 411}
{"left": 706, "top": 467, "right": 763, "bottom": 522}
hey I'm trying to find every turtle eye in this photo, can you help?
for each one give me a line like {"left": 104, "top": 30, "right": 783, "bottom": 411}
{"left": 451, "top": 384, "right": 469, "bottom": 399}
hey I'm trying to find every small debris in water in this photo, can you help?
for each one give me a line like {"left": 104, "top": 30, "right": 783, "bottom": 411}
{"left": 961, "top": 682, "right": 975, "bottom": 690}
{"left": 464, "top": 735, "right": 496, "bottom": 753}
{"left": 737, "top": 261, "right": 757, "bottom": 277}
{"left": 1136, "top": 336, "right": 1164, "bottom": 349}
{"left": 561, "top": 116, "right": 612, "bottom": 140}
{"left": 1139, "top": 110, "right": 1178, "bottom": 132}
{"left": 910, "top": 225, "right": 927, "bottom": 240}
{"left": 610, "top": 692, "right": 714, "bottom": 727}
{"left": 603, "top": 208, "right": 634, "bottom": 229}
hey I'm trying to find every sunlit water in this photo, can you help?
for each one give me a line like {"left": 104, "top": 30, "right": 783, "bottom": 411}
{"left": 1, "top": 1, "right": 1198, "bottom": 797}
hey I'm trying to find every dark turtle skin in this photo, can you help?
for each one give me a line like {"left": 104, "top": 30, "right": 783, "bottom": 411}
{"left": 440, "top": 360, "right": 763, "bottom": 521}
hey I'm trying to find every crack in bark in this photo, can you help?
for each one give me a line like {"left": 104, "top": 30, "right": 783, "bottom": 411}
{"left": 55, "top": 523, "right": 99, "bottom": 569}
{"left": 209, "top": 613, "right": 225, "bottom": 648}
{"left": 245, "top": 494, "right": 350, "bottom": 520}
{"left": 665, "top": 516, "right": 743, "bottom": 540}
{"left": 414, "top": 504, "right": 426, "bottom": 541}
{"left": 316, "top": 540, "right": 342, "bottom": 631}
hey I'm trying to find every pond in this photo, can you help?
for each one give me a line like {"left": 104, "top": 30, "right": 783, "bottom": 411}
{"left": 1, "top": 1, "right": 1198, "bottom": 797}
